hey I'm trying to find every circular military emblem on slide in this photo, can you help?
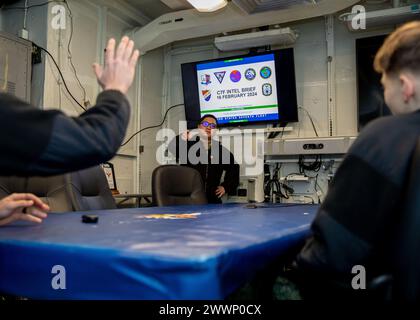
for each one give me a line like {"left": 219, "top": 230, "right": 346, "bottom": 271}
{"left": 260, "top": 66, "right": 272, "bottom": 79}
{"left": 244, "top": 68, "right": 256, "bottom": 81}
{"left": 262, "top": 83, "right": 272, "bottom": 96}
{"left": 230, "top": 70, "right": 242, "bottom": 83}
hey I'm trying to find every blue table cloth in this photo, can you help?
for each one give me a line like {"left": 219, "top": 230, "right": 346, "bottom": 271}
{"left": 0, "top": 203, "right": 318, "bottom": 299}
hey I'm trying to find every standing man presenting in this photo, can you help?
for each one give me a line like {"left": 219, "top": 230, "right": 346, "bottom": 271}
{"left": 169, "top": 114, "right": 240, "bottom": 204}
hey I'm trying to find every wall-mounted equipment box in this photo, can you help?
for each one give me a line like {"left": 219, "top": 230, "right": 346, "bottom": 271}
{"left": 266, "top": 137, "right": 357, "bottom": 156}
{"left": 0, "top": 31, "right": 32, "bottom": 102}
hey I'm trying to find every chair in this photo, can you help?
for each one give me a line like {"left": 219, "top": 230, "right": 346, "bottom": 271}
{"left": 0, "top": 166, "right": 116, "bottom": 212}
{"left": 67, "top": 166, "right": 117, "bottom": 211}
{"left": 152, "top": 165, "right": 207, "bottom": 206}
{"left": 0, "top": 175, "right": 73, "bottom": 212}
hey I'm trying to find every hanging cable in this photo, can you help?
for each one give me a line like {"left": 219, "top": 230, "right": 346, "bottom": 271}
{"left": 298, "top": 155, "right": 322, "bottom": 174}
{"left": 36, "top": 44, "right": 86, "bottom": 111}
{"left": 4, "top": 0, "right": 88, "bottom": 109}
{"left": 299, "top": 107, "right": 319, "bottom": 137}
{"left": 121, "top": 104, "right": 184, "bottom": 147}
{"left": 63, "top": 0, "right": 88, "bottom": 105}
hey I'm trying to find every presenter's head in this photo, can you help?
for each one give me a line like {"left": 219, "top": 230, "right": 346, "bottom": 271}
{"left": 198, "top": 114, "right": 218, "bottom": 140}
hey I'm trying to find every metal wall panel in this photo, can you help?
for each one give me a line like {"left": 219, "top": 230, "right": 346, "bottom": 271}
{"left": 0, "top": 31, "right": 32, "bottom": 102}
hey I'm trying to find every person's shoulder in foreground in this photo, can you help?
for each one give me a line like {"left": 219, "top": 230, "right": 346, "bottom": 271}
{"left": 293, "top": 21, "right": 420, "bottom": 299}
{"left": 349, "top": 110, "right": 420, "bottom": 185}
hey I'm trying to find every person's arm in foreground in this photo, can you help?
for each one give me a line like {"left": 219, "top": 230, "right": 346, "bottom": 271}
{"left": 0, "top": 37, "right": 140, "bottom": 176}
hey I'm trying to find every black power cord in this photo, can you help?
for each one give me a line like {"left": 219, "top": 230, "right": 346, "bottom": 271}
{"left": 298, "top": 155, "right": 322, "bottom": 174}
{"left": 5, "top": 0, "right": 88, "bottom": 110}
{"left": 264, "top": 164, "right": 295, "bottom": 202}
{"left": 63, "top": 0, "right": 88, "bottom": 105}
{"left": 299, "top": 107, "right": 319, "bottom": 137}
{"left": 267, "top": 122, "right": 288, "bottom": 140}
{"left": 36, "top": 43, "right": 86, "bottom": 111}
{"left": 121, "top": 104, "right": 184, "bottom": 147}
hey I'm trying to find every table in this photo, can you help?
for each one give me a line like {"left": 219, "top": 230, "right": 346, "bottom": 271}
{"left": 0, "top": 203, "right": 318, "bottom": 300}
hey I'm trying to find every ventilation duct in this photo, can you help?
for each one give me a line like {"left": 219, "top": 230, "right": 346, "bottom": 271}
{"left": 214, "top": 27, "right": 297, "bottom": 51}
{"left": 232, "top": 0, "right": 323, "bottom": 14}
{"left": 134, "top": 0, "right": 359, "bottom": 53}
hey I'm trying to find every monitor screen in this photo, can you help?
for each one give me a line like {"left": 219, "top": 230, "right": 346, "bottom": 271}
{"left": 356, "top": 35, "right": 391, "bottom": 131}
{"left": 181, "top": 49, "right": 298, "bottom": 128}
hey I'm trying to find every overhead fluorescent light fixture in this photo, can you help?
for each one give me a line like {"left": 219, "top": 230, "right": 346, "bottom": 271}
{"left": 232, "top": 0, "right": 322, "bottom": 14}
{"left": 186, "top": 0, "right": 228, "bottom": 12}
{"left": 215, "top": 28, "right": 298, "bottom": 51}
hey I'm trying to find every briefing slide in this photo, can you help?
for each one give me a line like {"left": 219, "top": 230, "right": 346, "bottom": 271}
{"left": 196, "top": 54, "right": 279, "bottom": 124}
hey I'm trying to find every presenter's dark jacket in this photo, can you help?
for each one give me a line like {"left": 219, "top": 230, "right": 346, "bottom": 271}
{"left": 294, "top": 110, "right": 420, "bottom": 299}
{"left": 168, "top": 135, "right": 240, "bottom": 204}
{"left": 0, "top": 90, "right": 130, "bottom": 176}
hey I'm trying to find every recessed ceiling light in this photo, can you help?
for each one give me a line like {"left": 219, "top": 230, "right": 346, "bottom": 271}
{"left": 186, "top": 0, "right": 228, "bottom": 12}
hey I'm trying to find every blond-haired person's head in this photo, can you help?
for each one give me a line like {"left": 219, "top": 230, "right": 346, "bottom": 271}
{"left": 374, "top": 21, "right": 420, "bottom": 115}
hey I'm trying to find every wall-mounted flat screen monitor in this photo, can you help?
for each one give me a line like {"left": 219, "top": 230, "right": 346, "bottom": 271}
{"left": 181, "top": 48, "right": 298, "bottom": 128}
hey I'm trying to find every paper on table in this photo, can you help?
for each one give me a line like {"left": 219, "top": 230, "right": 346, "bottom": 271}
{"left": 135, "top": 213, "right": 202, "bottom": 220}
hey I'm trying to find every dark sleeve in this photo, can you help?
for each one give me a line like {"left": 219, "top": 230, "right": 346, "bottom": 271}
{"left": 168, "top": 134, "right": 194, "bottom": 165}
{"left": 295, "top": 116, "right": 418, "bottom": 286}
{"left": 168, "top": 135, "right": 181, "bottom": 162}
{"left": 295, "top": 155, "right": 402, "bottom": 289}
{"left": 7, "top": 90, "right": 130, "bottom": 176}
{"left": 0, "top": 93, "right": 60, "bottom": 176}
{"left": 221, "top": 152, "right": 240, "bottom": 195}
